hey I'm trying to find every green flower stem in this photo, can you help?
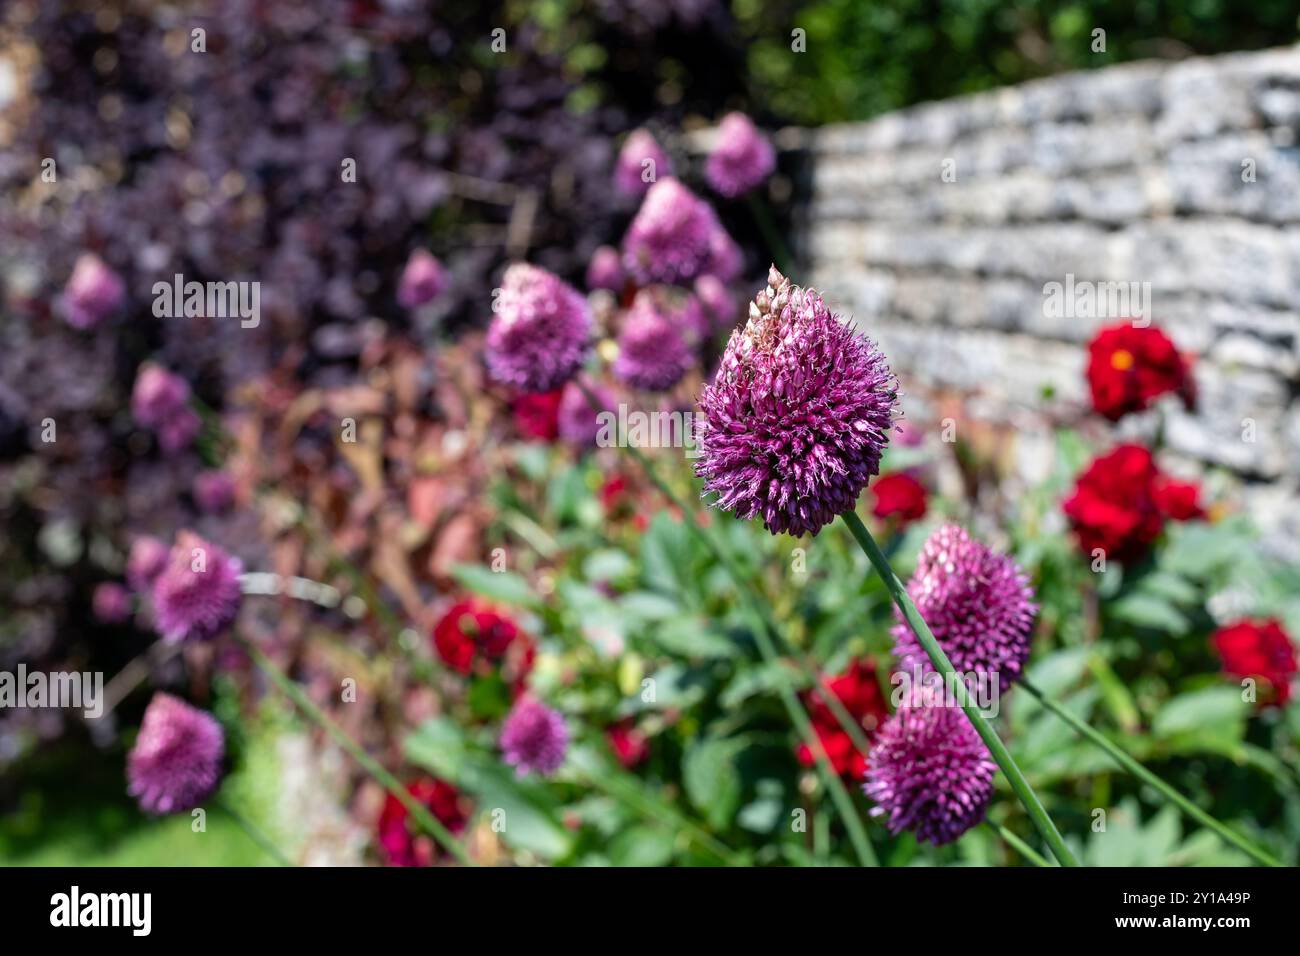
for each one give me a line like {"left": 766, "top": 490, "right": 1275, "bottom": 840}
{"left": 746, "top": 193, "right": 795, "bottom": 276}
{"left": 840, "top": 509, "right": 1079, "bottom": 867}
{"left": 984, "top": 820, "right": 1052, "bottom": 868}
{"left": 1020, "top": 679, "right": 1283, "bottom": 868}
{"left": 607, "top": 436, "right": 878, "bottom": 866}
{"left": 215, "top": 795, "right": 295, "bottom": 867}
{"left": 241, "top": 638, "right": 475, "bottom": 866}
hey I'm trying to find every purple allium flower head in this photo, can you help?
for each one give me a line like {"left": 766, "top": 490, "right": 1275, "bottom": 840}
{"left": 614, "top": 292, "right": 694, "bottom": 391}
{"left": 500, "top": 696, "right": 568, "bottom": 777}
{"left": 127, "top": 692, "right": 225, "bottom": 815}
{"left": 863, "top": 690, "right": 996, "bottom": 845}
{"left": 558, "top": 378, "right": 614, "bottom": 449}
{"left": 485, "top": 264, "right": 592, "bottom": 393}
{"left": 705, "top": 112, "right": 776, "bottom": 199}
{"left": 131, "top": 363, "right": 202, "bottom": 454}
{"left": 695, "top": 266, "right": 898, "bottom": 537}
{"left": 127, "top": 535, "right": 170, "bottom": 592}
{"left": 614, "top": 129, "right": 672, "bottom": 198}
{"left": 585, "top": 245, "right": 625, "bottom": 292}
{"left": 892, "top": 524, "right": 1038, "bottom": 690}
{"left": 397, "top": 248, "right": 447, "bottom": 308}
{"left": 132, "top": 363, "right": 190, "bottom": 428}
{"left": 92, "top": 582, "right": 132, "bottom": 624}
{"left": 193, "top": 470, "right": 236, "bottom": 514}
{"left": 62, "top": 253, "right": 125, "bottom": 330}
{"left": 694, "top": 275, "right": 735, "bottom": 330}
{"left": 151, "top": 531, "right": 243, "bottom": 643}
{"left": 621, "top": 178, "right": 717, "bottom": 286}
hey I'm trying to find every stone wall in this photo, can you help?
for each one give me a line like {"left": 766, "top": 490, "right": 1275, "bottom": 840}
{"left": 796, "top": 46, "right": 1300, "bottom": 554}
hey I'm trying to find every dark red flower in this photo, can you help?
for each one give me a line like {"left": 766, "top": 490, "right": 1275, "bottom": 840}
{"left": 432, "top": 598, "right": 535, "bottom": 688}
{"left": 1063, "top": 444, "right": 1165, "bottom": 564}
{"left": 376, "top": 778, "right": 469, "bottom": 867}
{"left": 1212, "top": 619, "right": 1297, "bottom": 707}
{"left": 606, "top": 719, "right": 649, "bottom": 768}
{"left": 870, "top": 472, "right": 928, "bottom": 526}
{"left": 1153, "top": 476, "right": 1205, "bottom": 521}
{"left": 511, "top": 389, "right": 563, "bottom": 441}
{"left": 795, "top": 660, "right": 890, "bottom": 778}
{"left": 601, "top": 474, "right": 628, "bottom": 511}
{"left": 1085, "top": 323, "right": 1195, "bottom": 421}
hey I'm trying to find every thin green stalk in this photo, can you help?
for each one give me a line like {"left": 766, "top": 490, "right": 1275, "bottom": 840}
{"left": 610, "top": 437, "right": 878, "bottom": 866}
{"left": 215, "top": 796, "right": 294, "bottom": 867}
{"left": 984, "top": 820, "right": 1051, "bottom": 868}
{"left": 746, "top": 193, "right": 794, "bottom": 275}
{"left": 840, "top": 510, "right": 1079, "bottom": 867}
{"left": 241, "top": 638, "right": 475, "bottom": 866}
{"left": 1021, "top": 680, "right": 1283, "bottom": 868}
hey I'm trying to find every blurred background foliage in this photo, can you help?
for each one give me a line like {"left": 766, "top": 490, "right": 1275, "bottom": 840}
{"left": 736, "top": 0, "right": 1300, "bottom": 124}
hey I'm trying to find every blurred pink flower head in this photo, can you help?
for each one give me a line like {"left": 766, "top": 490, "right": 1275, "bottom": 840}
{"left": 614, "top": 128, "right": 672, "bottom": 198}
{"left": 151, "top": 531, "right": 243, "bottom": 643}
{"left": 585, "top": 245, "right": 625, "bottom": 292}
{"left": 486, "top": 263, "right": 592, "bottom": 393}
{"left": 705, "top": 112, "right": 776, "bottom": 199}
{"left": 127, "top": 692, "right": 225, "bottom": 815}
{"left": 694, "top": 274, "right": 736, "bottom": 331}
{"left": 92, "top": 582, "right": 132, "bottom": 624}
{"left": 131, "top": 363, "right": 201, "bottom": 454}
{"left": 500, "top": 696, "right": 568, "bottom": 777}
{"left": 621, "top": 177, "right": 717, "bottom": 287}
{"left": 397, "top": 248, "right": 447, "bottom": 309}
{"left": 127, "top": 535, "right": 170, "bottom": 592}
{"left": 62, "top": 253, "right": 125, "bottom": 329}
{"left": 705, "top": 220, "right": 743, "bottom": 283}
{"left": 614, "top": 291, "right": 694, "bottom": 391}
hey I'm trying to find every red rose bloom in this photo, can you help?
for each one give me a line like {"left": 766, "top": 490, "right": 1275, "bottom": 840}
{"left": 1063, "top": 444, "right": 1165, "bottom": 563}
{"left": 870, "top": 472, "right": 928, "bottom": 526}
{"left": 606, "top": 719, "right": 650, "bottom": 768}
{"left": 432, "top": 598, "right": 536, "bottom": 687}
{"left": 377, "top": 777, "right": 469, "bottom": 867}
{"left": 1085, "top": 323, "right": 1195, "bottom": 421}
{"left": 795, "top": 660, "right": 889, "bottom": 778}
{"left": 511, "top": 389, "right": 563, "bottom": 441}
{"left": 1153, "top": 476, "right": 1205, "bottom": 521}
{"left": 1212, "top": 618, "right": 1298, "bottom": 707}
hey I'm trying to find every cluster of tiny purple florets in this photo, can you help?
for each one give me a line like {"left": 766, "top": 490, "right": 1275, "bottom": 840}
{"left": 127, "top": 692, "right": 226, "bottom": 815}
{"left": 864, "top": 690, "right": 997, "bottom": 845}
{"left": 892, "top": 524, "right": 1038, "bottom": 689}
{"left": 614, "top": 299, "right": 694, "bottom": 391}
{"left": 500, "top": 696, "right": 569, "bottom": 777}
{"left": 485, "top": 264, "right": 592, "bottom": 393}
{"left": 705, "top": 112, "right": 776, "bottom": 199}
{"left": 131, "top": 363, "right": 202, "bottom": 454}
{"left": 695, "top": 267, "right": 898, "bottom": 537}
{"left": 621, "top": 178, "right": 727, "bottom": 287}
{"left": 614, "top": 129, "right": 672, "bottom": 198}
{"left": 151, "top": 531, "right": 244, "bottom": 643}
